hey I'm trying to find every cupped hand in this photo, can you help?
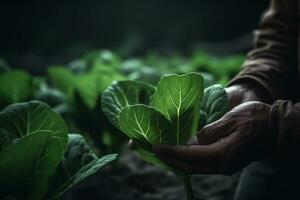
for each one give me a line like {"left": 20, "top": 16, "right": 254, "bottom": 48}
{"left": 153, "top": 101, "right": 272, "bottom": 175}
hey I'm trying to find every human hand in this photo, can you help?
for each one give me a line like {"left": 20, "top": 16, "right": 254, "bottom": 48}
{"left": 225, "top": 84, "right": 269, "bottom": 109}
{"left": 153, "top": 101, "right": 272, "bottom": 175}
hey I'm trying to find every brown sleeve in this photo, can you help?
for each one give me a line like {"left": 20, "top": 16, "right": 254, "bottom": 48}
{"left": 228, "top": 0, "right": 299, "bottom": 102}
{"left": 268, "top": 100, "right": 300, "bottom": 162}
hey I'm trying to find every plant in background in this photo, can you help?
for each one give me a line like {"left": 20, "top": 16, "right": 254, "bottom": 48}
{"left": 101, "top": 72, "right": 228, "bottom": 200}
{"left": 0, "top": 101, "right": 117, "bottom": 200}
{"left": 47, "top": 50, "right": 126, "bottom": 110}
{"left": 45, "top": 50, "right": 128, "bottom": 155}
{"left": 0, "top": 63, "right": 70, "bottom": 114}
{"left": 0, "top": 69, "right": 34, "bottom": 107}
{"left": 191, "top": 50, "right": 244, "bottom": 85}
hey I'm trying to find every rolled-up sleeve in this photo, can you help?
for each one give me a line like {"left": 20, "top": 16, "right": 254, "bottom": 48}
{"left": 228, "top": 0, "right": 299, "bottom": 102}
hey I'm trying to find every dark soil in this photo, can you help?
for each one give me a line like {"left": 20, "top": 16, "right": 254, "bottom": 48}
{"left": 63, "top": 150, "right": 240, "bottom": 200}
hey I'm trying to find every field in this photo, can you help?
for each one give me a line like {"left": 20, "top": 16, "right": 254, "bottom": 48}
{"left": 0, "top": 49, "right": 244, "bottom": 200}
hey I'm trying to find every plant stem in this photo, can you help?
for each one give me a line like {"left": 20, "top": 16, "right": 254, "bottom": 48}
{"left": 181, "top": 173, "right": 194, "bottom": 200}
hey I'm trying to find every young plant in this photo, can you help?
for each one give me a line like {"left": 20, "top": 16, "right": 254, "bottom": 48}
{"left": 0, "top": 101, "right": 117, "bottom": 200}
{"left": 101, "top": 72, "right": 229, "bottom": 200}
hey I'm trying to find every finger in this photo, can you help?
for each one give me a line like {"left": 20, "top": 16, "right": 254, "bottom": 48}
{"left": 153, "top": 142, "right": 226, "bottom": 162}
{"left": 154, "top": 131, "right": 238, "bottom": 161}
{"left": 156, "top": 152, "right": 224, "bottom": 174}
{"left": 197, "top": 117, "right": 233, "bottom": 145}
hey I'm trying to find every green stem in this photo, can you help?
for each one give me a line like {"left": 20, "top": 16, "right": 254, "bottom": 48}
{"left": 181, "top": 173, "right": 194, "bottom": 200}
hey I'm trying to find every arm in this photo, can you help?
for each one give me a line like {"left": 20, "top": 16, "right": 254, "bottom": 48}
{"left": 228, "top": 0, "right": 298, "bottom": 103}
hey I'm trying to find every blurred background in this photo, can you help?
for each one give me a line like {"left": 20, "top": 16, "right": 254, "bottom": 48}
{"left": 0, "top": 0, "right": 268, "bottom": 73}
{"left": 0, "top": 1, "right": 270, "bottom": 200}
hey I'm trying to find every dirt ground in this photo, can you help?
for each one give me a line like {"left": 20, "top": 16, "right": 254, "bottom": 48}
{"left": 63, "top": 150, "right": 240, "bottom": 200}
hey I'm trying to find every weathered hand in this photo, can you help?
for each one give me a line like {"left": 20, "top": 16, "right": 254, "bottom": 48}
{"left": 153, "top": 101, "right": 272, "bottom": 175}
{"left": 225, "top": 84, "right": 268, "bottom": 109}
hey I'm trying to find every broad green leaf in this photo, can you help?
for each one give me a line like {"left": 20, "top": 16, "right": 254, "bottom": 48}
{"left": 48, "top": 66, "right": 75, "bottom": 101}
{"left": 151, "top": 73, "right": 204, "bottom": 144}
{"left": 0, "top": 101, "right": 68, "bottom": 150}
{"left": 75, "top": 70, "right": 126, "bottom": 110}
{"left": 96, "top": 73, "right": 126, "bottom": 93}
{"left": 0, "top": 131, "right": 64, "bottom": 200}
{"left": 0, "top": 70, "right": 33, "bottom": 104}
{"left": 101, "top": 80, "right": 155, "bottom": 128}
{"left": 75, "top": 73, "right": 99, "bottom": 109}
{"left": 119, "top": 105, "right": 176, "bottom": 144}
{"left": 48, "top": 134, "right": 117, "bottom": 200}
{"left": 200, "top": 84, "right": 229, "bottom": 124}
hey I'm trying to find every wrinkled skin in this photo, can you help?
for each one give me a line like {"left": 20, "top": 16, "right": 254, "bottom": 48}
{"left": 152, "top": 84, "right": 273, "bottom": 175}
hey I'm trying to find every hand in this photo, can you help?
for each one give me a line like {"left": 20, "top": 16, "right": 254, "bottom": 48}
{"left": 153, "top": 101, "right": 272, "bottom": 175}
{"left": 225, "top": 84, "right": 269, "bottom": 109}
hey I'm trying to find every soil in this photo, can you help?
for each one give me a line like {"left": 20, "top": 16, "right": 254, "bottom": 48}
{"left": 63, "top": 150, "right": 240, "bottom": 200}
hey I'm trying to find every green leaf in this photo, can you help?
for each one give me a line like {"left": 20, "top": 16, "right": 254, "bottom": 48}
{"left": 48, "top": 134, "right": 117, "bottom": 200}
{"left": 198, "top": 109, "right": 207, "bottom": 130}
{"left": 75, "top": 73, "right": 99, "bottom": 109}
{"left": 0, "top": 131, "right": 64, "bottom": 200}
{"left": 0, "top": 70, "right": 33, "bottom": 104}
{"left": 90, "top": 50, "right": 121, "bottom": 70}
{"left": 119, "top": 105, "right": 176, "bottom": 144}
{"left": 96, "top": 73, "right": 126, "bottom": 93}
{"left": 200, "top": 84, "right": 229, "bottom": 124}
{"left": 48, "top": 66, "right": 75, "bottom": 101}
{"left": 119, "top": 104, "right": 177, "bottom": 169}
{"left": 101, "top": 80, "right": 155, "bottom": 128}
{"left": 151, "top": 73, "right": 204, "bottom": 144}
{"left": 0, "top": 101, "right": 68, "bottom": 150}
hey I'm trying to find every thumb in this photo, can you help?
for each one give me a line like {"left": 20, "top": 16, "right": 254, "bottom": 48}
{"left": 197, "top": 118, "right": 230, "bottom": 145}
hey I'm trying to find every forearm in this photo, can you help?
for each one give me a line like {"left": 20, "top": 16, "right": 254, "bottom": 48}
{"left": 228, "top": 0, "right": 298, "bottom": 102}
{"left": 268, "top": 100, "right": 300, "bottom": 162}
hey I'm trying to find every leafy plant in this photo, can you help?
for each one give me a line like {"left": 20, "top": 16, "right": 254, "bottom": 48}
{"left": 47, "top": 50, "right": 127, "bottom": 110}
{"left": 102, "top": 72, "right": 229, "bottom": 200}
{"left": 0, "top": 70, "right": 34, "bottom": 107}
{"left": 199, "top": 84, "right": 229, "bottom": 127}
{"left": 191, "top": 51, "right": 244, "bottom": 85}
{"left": 0, "top": 101, "right": 117, "bottom": 200}
{"left": 46, "top": 64, "right": 128, "bottom": 155}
